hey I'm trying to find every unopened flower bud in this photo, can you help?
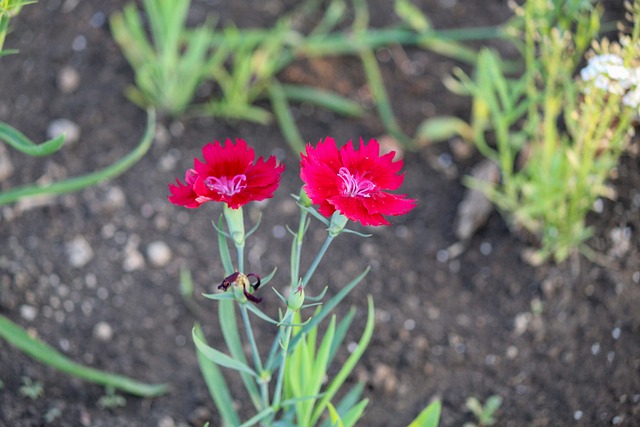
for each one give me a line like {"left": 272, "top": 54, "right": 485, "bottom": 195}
{"left": 288, "top": 285, "right": 305, "bottom": 310}
{"left": 328, "top": 212, "right": 349, "bottom": 237}
{"left": 299, "top": 187, "right": 313, "bottom": 207}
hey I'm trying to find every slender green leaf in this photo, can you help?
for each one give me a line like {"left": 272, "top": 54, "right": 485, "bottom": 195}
{"left": 237, "top": 407, "right": 275, "bottom": 427}
{"left": 327, "top": 402, "right": 344, "bottom": 427}
{"left": 279, "top": 84, "right": 365, "bottom": 117}
{"left": 202, "top": 292, "right": 235, "bottom": 301}
{"left": 219, "top": 299, "right": 262, "bottom": 410}
{"left": 395, "top": 0, "right": 431, "bottom": 32}
{"left": 0, "top": 315, "right": 167, "bottom": 397}
{"left": 192, "top": 327, "right": 257, "bottom": 377}
{"left": 290, "top": 267, "right": 369, "bottom": 350}
{"left": 0, "top": 123, "right": 65, "bottom": 156}
{"left": 340, "top": 398, "right": 368, "bottom": 427}
{"left": 407, "top": 400, "right": 441, "bottom": 427}
{"left": 193, "top": 324, "right": 241, "bottom": 427}
{"left": 310, "top": 296, "right": 375, "bottom": 425}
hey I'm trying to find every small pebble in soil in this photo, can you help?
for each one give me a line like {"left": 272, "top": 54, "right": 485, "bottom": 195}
{"left": 403, "top": 318, "right": 416, "bottom": 331}
{"left": 20, "top": 304, "right": 37, "bottom": 321}
{"left": 71, "top": 35, "right": 87, "bottom": 51}
{"left": 0, "top": 143, "right": 15, "bottom": 181}
{"left": 147, "top": 241, "right": 172, "bottom": 267}
{"left": 93, "top": 322, "right": 113, "bottom": 342}
{"left": 611, "top": 415, "right": 624, "bottom": 425}
{"left": 591, "top": 343, "right": 601, "bottom": 356}
{"left": 480, "top": 241, "right": 493, "bottom": 255}
{"left": 47, "top": 118, "right": 80, "bottom": 145}
{"left": 66, "top": 235, "right": 94, "bottom": 268}
{"left": 57, "top": 66, "right": 80, "bottom": 93}
{"left": 612, "top": 327, "right": 621, "bottom": 340}
{"left": 573, "top": 410, "right": 583, "bottom": 421}
{"left": 157, "top": 415, "right": 175, "bottom": 427}
{"left": 272, "top": 224, "right": 286, "bottom": 239}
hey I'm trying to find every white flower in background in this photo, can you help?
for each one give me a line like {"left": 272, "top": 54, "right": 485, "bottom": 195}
{"left": 580, "top": 53, "right": 640, "bottom": 109}
{"left": 580, "top": 54, "right": 633, "bottom": 95}
{"left": 622, "top": 68, "right": 640, "bottom": 108}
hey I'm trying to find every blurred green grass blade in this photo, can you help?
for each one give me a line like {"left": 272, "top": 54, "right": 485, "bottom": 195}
{"left": 237, "top": 407, "right": 275, "bottom": 427}
{"left": 192, "top": 327, "right": 257, "bottom": 377}
{"left": 279, "top": 84, "right": 365, "bottom": 117}
{"left": 193, "top": 324, "right": 241, "bottom": 427}
{"left": 407, "top": 400, "right": 441, "bottom": 427}
{"left": 359, "top": 48, "right": 413, "bottom": 148}
{"left": 415, "top": 116, "right": 474, "bottom": 145}
{"left": 268, "top": 81, "right": 305, "bottom": 154}
{"left": 340, "top": 398, "right": 368, "bottom": 427}
{"left": 0, "top": 314, "right": 168, "bottom": 397}
{"left": 320, "top": 382, "right": 365, "bottom": 427}
{"left": 328, "top": 307, "right": 355, "bottom": 363}
{"left": 0, "top": 109, "right": 156, "bottom": 207}
{"left": 395, "top": 0, "right": 432, "bottom": 32}
{"left": 0, "top": 122, "right": 65, "bottom": 156}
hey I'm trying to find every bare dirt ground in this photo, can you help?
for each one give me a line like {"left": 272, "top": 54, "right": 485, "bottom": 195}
{"left": 1, "top": 1, "right": 639, "bottom": 426}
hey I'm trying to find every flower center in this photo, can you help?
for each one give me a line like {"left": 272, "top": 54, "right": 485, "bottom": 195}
{"left": 205, "top": 174, "right": 247, "bottom": 196}
{"left": 337, "top": 167, "right": 375, "bottom": 197}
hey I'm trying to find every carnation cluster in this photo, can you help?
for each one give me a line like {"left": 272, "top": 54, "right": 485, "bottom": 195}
{"left": 169, "top": 137, "right": 416, "bottom": 227}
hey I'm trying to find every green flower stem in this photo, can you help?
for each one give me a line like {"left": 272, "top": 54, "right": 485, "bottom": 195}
{"left": 239, "top": 304, "right": 269, "bottom": 410}
{"left": 270, "top": 310, "right": 294, "bottom": 415}
{"left": 291, "top": 208, "right": 309, "bottom": 288}
{"left": 301, "top": 234, "right": 335, "bottom": 290}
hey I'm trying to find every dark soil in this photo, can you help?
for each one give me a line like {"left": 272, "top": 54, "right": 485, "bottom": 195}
{"left": 1, "top": 1, "right": 639, "bottom": 427}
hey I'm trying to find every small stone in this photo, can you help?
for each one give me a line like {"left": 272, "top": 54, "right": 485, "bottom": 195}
{"left": 157, "top": 416, "right": 176, "bottom": 427}
{"left": 66, "top": 235, "right": 94, "bottom": 268}
{"left": 372, "top": 363, "right": 398, "bottom": 394}
{"left": 514, "top": 312, "right": 531, "bottom": 336}
{"left": 47, "top": 119, "right": 80, "bottom": 145}
{"left": 0, "top": 143, "right": 14, "bottom": 181}
{"left": 57, "top": 66, "right": 80, "bottom": 93}
{"left": 93, "top": 322, "right": 113, "bottom": 342}
{"left": 453, "top": 159, "right": 498, "bottom": 241}
{"left": 147, "top": 241, "right": 172, "bottom": 267}
{"left": 20, "top": 304, "right": 37, "bottom": 321}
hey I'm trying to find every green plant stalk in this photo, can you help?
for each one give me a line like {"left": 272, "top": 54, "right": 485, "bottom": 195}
{"left": 0, "top": 109, "right": 156, "bottom": 206}
{"left": 300, "top": 234, "right": 334, "bottom": 290}
{"left": 0, "top": 314, "right": 168, "bottom": 397}
{"left": 270, "top": 309, "right": 294, "bottom": 416}
{"left": 239, "top": 304, "right": 270, "bottom": 411}
{"left": 298, "top": 26, "right": 506, "bottom": 60}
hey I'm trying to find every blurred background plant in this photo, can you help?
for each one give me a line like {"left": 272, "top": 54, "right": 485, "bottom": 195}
{"left": 418, "top": 0, "right": 640, "bottom": 263}
{"left": 110, "top": 0, "right": 506, "bottom": 153}
{"left": 0, "top": 0, "right": 166, "bottom": 398}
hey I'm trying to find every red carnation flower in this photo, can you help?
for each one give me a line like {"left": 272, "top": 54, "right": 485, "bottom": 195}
{"left": 300, "top": 137, "right": 416, "bottom": 226}
{"left": 169, "top": 138, "right": 284, "bottom": 209}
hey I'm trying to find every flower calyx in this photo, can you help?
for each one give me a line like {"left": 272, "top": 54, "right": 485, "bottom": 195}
{"left": 218, "top": 271, "right": 262, "bottom": 304}
{"left": 287, "top": 285, "right": 305, "bottom": 311}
